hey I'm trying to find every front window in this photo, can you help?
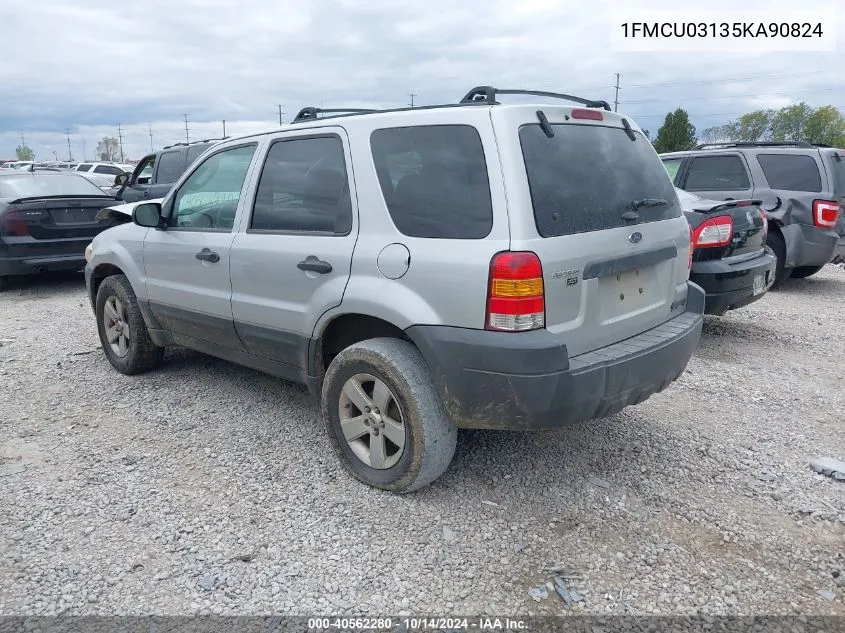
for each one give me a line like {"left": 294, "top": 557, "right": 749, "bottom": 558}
{"left": 171, "top": 144, "right": 257, "bottom": 231}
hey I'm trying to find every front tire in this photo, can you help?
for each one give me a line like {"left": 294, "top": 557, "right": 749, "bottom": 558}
{"left": 790, "top": 265, "right": 825, "bottom": 279}
{"left": 766, "top": 230, "right": 792, "bottom": 288}
{"left": 95, "top": 275, "right": 163, "bottom": 375}
{"left": 321, "top": 337, "right": 457, "bottom": 493}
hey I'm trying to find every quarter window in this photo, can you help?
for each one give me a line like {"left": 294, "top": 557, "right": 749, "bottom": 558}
{"left": 756, "top": 154, "right": 822, "bottom": 192}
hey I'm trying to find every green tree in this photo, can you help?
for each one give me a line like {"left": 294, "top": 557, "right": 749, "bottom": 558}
{"left": 15, "top": 144, "right": 34, "bottom": 161}
{"left": 804, "top": 105, "right": 845, "bottom": 147}
{"left": 769, "top": 102, "right": 814, "bottom": 142}
{"left": 731, "top": 110, "right": 773, "bottom": 141}
{"left": 97, "top": 136, "right": 120, "bottom": 161}
{"left": 653, "top": 108, "right": 697, "bottom": 153}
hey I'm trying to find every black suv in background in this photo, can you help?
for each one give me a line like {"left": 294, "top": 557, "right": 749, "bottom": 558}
{"left": 661, "top": 142, "right": 844, "bottom": 286}
{"left": 114, "top": 139, "right": 223, "bottom": 203}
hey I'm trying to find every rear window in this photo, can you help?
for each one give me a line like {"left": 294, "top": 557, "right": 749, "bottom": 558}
{"left": 520, "top": 124, "right": 681, "bottom": 238}
{"left": 685, "top": 155, "right": 750, "bottom": 191}
{"left": 756, "top": 153, "right": 822, "bottom": 192}
{"left": 0, "top": 173, "right": 108, "bottom": 198}
{"left": 370, "top": 125, "right": 493, "bottom": 239}
{"left": 827, "top": 152, "right": 845, "bottom": 196}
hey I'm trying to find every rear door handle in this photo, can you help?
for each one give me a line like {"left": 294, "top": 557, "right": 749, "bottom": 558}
{"left": 195, "top": 248, "right": 220, "bottom": 263}
{"left": 297, "top": 255, "right": 332, "bottom": 274}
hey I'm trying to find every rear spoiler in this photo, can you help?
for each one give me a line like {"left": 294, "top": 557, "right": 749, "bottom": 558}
{"left": 692, "top": 199, "right": 763, "bottom": 214}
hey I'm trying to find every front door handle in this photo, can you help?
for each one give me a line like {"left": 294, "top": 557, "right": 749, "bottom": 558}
{"left": 297, "top": 255, "right": 332, "bottom": 274}
{"left": 195, "top": 248, "right": 220, "bottom": 263}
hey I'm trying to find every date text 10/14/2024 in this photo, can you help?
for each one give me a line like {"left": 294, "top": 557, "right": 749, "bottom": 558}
{"left": 307, "top": 617, "right": 528, "bottom": 631}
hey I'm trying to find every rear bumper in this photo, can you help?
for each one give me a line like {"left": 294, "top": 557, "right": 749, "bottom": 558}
{"left": 690, "top": 248, "right": 777, "bottom": 314}
{"left": 782, "top": 223, "right": 839, "bottom": 267}
{"left": 0, "top": 242, "right": 88, "bottom": 277}
{"left": 407, "top": 282, "right": 705, "bottom": 430}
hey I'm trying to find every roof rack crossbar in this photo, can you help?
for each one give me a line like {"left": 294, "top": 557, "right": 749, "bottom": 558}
{"left": 694, "top": 141, "right": 814, "bottom": 149}
{"left": 162, "top": 137, "right": 228, "bottom": 150}
{"left": 459, "top": 86, "right": 612, "bottom": 111}
{"left": 292, "top": 107, "right": 380, "bottom": 123}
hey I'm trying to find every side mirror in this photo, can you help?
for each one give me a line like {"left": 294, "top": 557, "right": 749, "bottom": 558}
{"left": 133, "top": 202, "right": 164, "bottom": 229}
{"left": 114, "top": 173, "right": 129, "bottom": 186}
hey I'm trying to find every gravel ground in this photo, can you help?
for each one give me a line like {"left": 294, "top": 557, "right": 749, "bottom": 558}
{"left": 0, "top": 266, "right": 843, "bottom": 617}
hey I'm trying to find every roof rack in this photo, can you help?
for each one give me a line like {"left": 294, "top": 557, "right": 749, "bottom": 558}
{"left": 292, "top": 107, "right": 379, "bottom": 123}
{"left": 694, "top": 141, "right": 814, "bottom": 149}
{"left": 459, "top": 86, "right": 612, "bottom": 111}
{"left": 162, "top": 137, "right": 228, "bottom": 150}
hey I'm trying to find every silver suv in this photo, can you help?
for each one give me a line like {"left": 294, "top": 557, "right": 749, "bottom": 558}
{"left": 84, "top": 86, "right": 705, "bottom": 492}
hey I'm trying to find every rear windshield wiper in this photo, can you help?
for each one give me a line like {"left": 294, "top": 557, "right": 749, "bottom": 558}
{"left": 632, "top": 198, "right": 669, "bottom": 210}
{"left": 536, "top": 110, "right": 554, "bottom": 138}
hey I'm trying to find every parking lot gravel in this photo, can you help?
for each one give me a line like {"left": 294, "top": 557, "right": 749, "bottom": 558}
{"left": 1, "top": 267, "right": 843, "bottom": 617}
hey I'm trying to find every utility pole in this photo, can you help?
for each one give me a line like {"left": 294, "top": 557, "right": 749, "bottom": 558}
{"left": 149, "top": 124, "right": 154, "bottom": 152}
{"left": 614, "top": 73, "right": 621, "bottom": 112}
{"left": 65, "top": 128, "right": 73, "bottom": 161}
{"left": 222, "top": 119, "right": 227, "bottom": 137}
{"left": 81, "top": 138, "right": 87, "bottom": 161}
{"left": 183, "top": 114, "right": 190, "bottom": 144}
{"left": 117, "top": 124, "right": 125, "bottom": 162}
{"left": 277, "top": 105, "right": 284, "bottom": 125}
{"left": 408, "top": 93, "right": 417, "bottom": 108}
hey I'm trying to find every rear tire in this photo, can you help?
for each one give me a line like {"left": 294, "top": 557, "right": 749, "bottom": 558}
{"left": 0, "top": 276, "right": 8, "bottom": 292}
{"left": 95, "top": 275, "right": 163, "bottom": 375}
{"left": 790, "top": 265, "right": 825, "bottom": 279}
{"left": 766, "top": 230, "right": 792, "bottom": 289}
{"left": 321, "top": 337, "right": 457, "bottom": 493}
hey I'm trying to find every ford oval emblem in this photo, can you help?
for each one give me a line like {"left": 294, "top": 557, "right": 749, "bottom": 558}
{"left": 628, "top": 231, "right": 643, "bottom": 244}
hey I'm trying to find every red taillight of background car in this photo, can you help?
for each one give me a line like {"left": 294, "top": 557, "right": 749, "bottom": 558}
{"left": 486, "top": 251, "right": 545, "bottom": 332}
{"left": 688, "top": 224, "right": 693, "bottom": 268}
{"left": 692, "top": 216, "right": 733, "bottom": 248}
{"left": 759, "top": 209, "right": 768, "bottom": 239}
{"left": 812, "top": 200, "right": 839, "bottom": 228}
{"left": 0, "top": 209, "right": 29, "bottom": 237}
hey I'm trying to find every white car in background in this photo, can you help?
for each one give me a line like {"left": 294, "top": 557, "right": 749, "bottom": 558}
{"left": 75, "top": 162, "right": 134, "bottom": 177}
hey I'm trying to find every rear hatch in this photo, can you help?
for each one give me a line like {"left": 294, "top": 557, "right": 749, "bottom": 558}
{"left": 2, "top": 197, "right": 119, "bottom": 240}
{"left": 495, "top": 106, "right": 692, "bottom": 357}
{"left": 825, "top": 150, "right": 845, "bottom": 239}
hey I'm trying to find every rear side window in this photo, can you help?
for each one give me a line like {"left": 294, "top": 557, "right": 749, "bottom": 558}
{"left": 93, "top": 165, "right": 123, "bottom": 176}
{"left": 250, "top": 136, "right": 352, "bottom": 234}
{"left": 520, "top": 124, "right": 681, "bottom": 238}
{"left": 756, "top": 154, "right": 822, "bottom": 192}
{"left": 156, "top": 151, "right": 186, "bottom": 184}
{"left": 370, "top": 125, "right": 493, "bottom": 239}
{"left": 830, "top": 153, "right": 845, "bottom": 196}
{"left": 685, "top": 155, "right": 750, "bottom": 191}
{"left": 662, "top": 158, "right": 683, "bottom": 183}
{"left": 186, "top": 144, "right": 209, "bottom": 167}
{"left": 76, "top": 164, "right": 92, "bottom": 172}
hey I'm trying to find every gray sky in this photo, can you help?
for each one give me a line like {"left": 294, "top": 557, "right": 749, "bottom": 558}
{"left": 0, "top": 0, "right": 842, "bottom": 160}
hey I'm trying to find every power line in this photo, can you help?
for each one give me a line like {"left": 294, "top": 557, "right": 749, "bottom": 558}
{"left": 624, "top": 70, "right": 834, "bottom": 89}
{"left": 277, "top": 105, "right": 284, "bottom": 125}
{"left": 183, "top": 114, "right": 190, "bottom": 144}
{"left": 65, "top": 128, "right": 73, "bottom": 161}
{"left": 222, "top": 119, "right": 227, "bottom": 137}
{"left": 149, "top": 124, "right": 154, "bottom": 152}
{"left": 409, "top": 92, "right": 417, "bottom": 108}
{"left": 624, "top": 87, "right": 839, "bottom": 105}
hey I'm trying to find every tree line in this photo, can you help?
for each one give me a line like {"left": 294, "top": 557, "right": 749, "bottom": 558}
{"left": 14, "top": 136, "right": 123, "bottom": 162}
{"left": 650, "top": 103, "right": 845, "bottom": 153}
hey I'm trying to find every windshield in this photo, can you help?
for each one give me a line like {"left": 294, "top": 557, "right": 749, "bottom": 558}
{"left": 0, "top": 173, "right": 109, "bottom": 198}
{"left": 520, "top": 123, "right": 681, "bottom": 237}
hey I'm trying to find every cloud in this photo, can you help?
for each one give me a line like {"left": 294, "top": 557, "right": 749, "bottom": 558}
{"left": 0, "top": 0, "right": 843, "bottom": 158}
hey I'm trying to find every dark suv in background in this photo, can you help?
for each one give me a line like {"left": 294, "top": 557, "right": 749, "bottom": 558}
{"left": 661, "top": 142, "right": 844, "bottom": 286}
{"left": 114, "top": 139, "right": 223, "bottom": 203}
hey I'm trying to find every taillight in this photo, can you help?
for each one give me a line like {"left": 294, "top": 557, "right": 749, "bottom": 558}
{"left": 688, "top": 225, "right": 693, "bottom": 268}
{"left": 0, "top": 209, "right": 29, "bottom": 237}
{"left": 692, "top": 216, "right": 733, "bottom": 248}
{"left": 486, "top": 251, "right": 545, "bottom": 332}
{"left": 813, "top": 200, "right": 839, "bottom": 228}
